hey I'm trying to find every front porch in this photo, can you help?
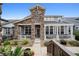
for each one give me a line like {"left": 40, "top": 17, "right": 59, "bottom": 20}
{"left": 17, "top": 24, "right": 43, "bottom": 40}
{"left": 44, "top": 24, "right": 75, "bottom": 40}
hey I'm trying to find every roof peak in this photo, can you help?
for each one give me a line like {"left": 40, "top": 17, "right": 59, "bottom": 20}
{"left": 30, "top": 4, "right": 45, "bottom": 11}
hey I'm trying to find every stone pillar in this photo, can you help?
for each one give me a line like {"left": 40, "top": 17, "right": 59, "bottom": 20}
{"left": 31, "top": 22, "right": 35, "bottom": 40}
{"left": 56, "top": 26, "right": 59, "bottom": 40}
{"left": 40, "top": 23, "right": 44, "bottom": 40}
{"left": 14, "top": 25, "right": 19, "bottom": 39}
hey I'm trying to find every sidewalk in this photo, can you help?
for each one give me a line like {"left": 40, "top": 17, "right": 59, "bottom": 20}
{"left": 32, "top": 39, "right": 47, "bottom": 56}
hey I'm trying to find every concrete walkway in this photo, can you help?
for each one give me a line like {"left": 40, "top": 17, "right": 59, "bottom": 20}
{"left": 32, "top": 39, "right": 47, "bottom": 56}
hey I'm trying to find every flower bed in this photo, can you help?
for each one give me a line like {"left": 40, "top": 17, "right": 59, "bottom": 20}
{"left": 0, "top": 39, "right": 34, "bottom": 47}
{"left": 0, "top": 39, "right": 34, "bottom": 56}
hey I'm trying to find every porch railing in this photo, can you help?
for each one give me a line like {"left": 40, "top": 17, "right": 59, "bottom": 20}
{"left": 18, "top": 35, "right": 31, "bottom": 39}
{"left": 46, "top": 34, "right": 72, "bottom": 39}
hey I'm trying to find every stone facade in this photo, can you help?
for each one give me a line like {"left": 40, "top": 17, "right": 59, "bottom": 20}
{"left": 14, "top": 5, "right": 45, "bottom": 40}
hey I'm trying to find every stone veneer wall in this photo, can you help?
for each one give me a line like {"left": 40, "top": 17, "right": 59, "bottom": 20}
{"left": 40, "top": 16, "right": 44, "bottom": 40}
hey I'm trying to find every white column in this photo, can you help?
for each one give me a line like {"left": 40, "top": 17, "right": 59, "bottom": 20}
{"left": 70, "top": 26, "right": 74, "bottom": 39}
{"left": 44, "top": 26, "right": 46, "bottom": 40}
{"left": 49, "top": 26, "right": 50, "bottom": 36}
{"left": 64, "top": 26, "right": 65, "bottom": 34}
{"left": 53, "top": 26, "right": 54, "bottom": 35}
{"left": 56, "top": 26, "right": 59, "bottom": 40}
{"left": 59, "top": 26, "right": 61, "bottom": 35}
{"left": 67, "top": 26, "right": 69, "bottom": 35}
{"left": 54, "top": 26, "right": 56, "bottom": 35}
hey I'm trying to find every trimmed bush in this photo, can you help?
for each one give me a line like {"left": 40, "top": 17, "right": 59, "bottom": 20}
{"left": 60, "top": 40, "right": 66, "bottom": 45}
{"left": 44, "top": 41, "right": 49, "bottom": 46}
{"left": 10, "top": 40, "right": 18, "bottom": 45}
{"left": 21, "top": 39, "right": 29, "bottom": 45}
{"left": 3, "top": 40, "right": 10, "bottom": 46}
{"left": 24, "top": 48, "right": 34, "bottom": 56}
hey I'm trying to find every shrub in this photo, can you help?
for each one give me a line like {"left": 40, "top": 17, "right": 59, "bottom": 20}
{"left": 24, "top": 48, "right": 34, "bottom": 56}
{"left": 75, "top": 53, "right": 79, "bottom": 56}
{"left": 75, "top": 36, "right": 79, "bottom": 41}
{"left": 12, "top": 46, "right": 23, "bottom": 56}
{"left": 3, "top": 40, "right": 10, "bottom": 46}
{"left": 0, "top": 45, "right": 23, "bottom": 56}
{"left": 68, "top": 41, "right": 79, "bottom": 46}
{"left": 44, "top": 41, "right": 49, "bottom": 46}
{"left": 60, "top": 40, "right": 66, "bottom": 45}
{"left": 21, "top": 39, "right": 29, "bottom": 45}
{"left": 10, "top": 40, "right": 18, "bottom": 45}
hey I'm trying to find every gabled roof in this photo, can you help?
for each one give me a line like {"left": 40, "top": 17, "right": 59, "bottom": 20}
{"left": 2, "top": 20, "right": 18, "bottom": 27}
{"left": 13, "top": 15, "right": 31, "bottom": 24}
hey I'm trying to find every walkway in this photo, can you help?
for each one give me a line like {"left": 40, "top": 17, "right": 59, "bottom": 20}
{"left": 32, "top": 39, "right": 47, "bottom": 56}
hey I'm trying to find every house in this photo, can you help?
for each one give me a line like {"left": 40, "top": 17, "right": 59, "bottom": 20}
{"left": 1, "top": 5, "right": 76, "bottom": 40}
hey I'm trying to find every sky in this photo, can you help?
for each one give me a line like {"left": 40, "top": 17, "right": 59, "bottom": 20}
{"left": 1, "top": 3, "right": 79, "bottom": 20}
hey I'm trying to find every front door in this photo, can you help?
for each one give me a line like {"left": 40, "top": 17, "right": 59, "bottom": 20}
{"left": 35, "top": 25, "right": 40, "bottom": 38}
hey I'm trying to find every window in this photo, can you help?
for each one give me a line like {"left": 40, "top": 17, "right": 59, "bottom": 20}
{"left": 25, "top": 25, "right": 31, "bottom": 35}
{"left": 46, "top": 26, "right": 49, "bottom": 35}
{"left": 50, "top": 26, "right": 53, "bottom": 34}
{"left": 5, "top": 28, "right": 10, "bottom": 35}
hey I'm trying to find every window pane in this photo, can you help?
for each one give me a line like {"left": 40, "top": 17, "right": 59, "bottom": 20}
{"left": 25, "top": 25, "right": 31, "bottom": 35}
{"left": 50, "top": 26, "right": 53, "bottom": 34}
{"left": 46, "top": 26, "right": 49, "bottom": 35}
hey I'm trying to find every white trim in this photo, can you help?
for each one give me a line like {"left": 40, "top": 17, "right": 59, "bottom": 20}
{"left": 44, "top": 23, "right": 74, "bottom": 26}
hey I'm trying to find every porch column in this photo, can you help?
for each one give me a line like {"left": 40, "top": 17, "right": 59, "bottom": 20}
{"left": 44, "top": 26, "right": 46, "bottom": 40}
{"left": 53, "top": 26, "right": 55, "bottom": 34}
{"left": 70, "top": 26, "right": 74, "bottom": 39}
{"left": 67, "top": 26, "right": 69, "bottom": 34}
{"left": 64, "top": 26, "right": 66, "bottom": 34}
{"left": 49, "top": 26, "right": 50, "bottom": 36}
{"left": 54, "top": 26, "right": 56, "bottom": 34}
{"left": 56, "top": 26, "right": 59, "bottom": 40}
{"left": 59, "top": 26, "right": 61, "bottom": 35}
